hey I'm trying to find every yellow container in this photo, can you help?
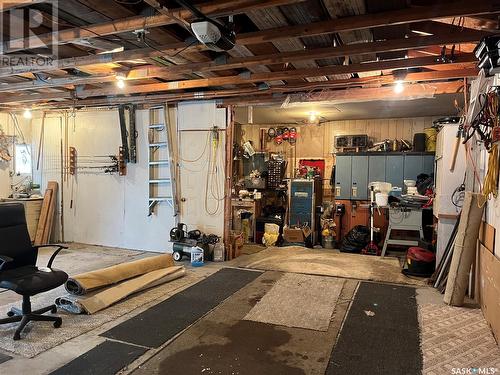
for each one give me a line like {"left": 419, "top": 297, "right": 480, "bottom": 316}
{"left": 424, "top": 127, "right": 437, "bottom": 152}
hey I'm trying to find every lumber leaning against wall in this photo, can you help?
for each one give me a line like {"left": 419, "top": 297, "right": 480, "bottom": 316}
{"left": 478, "top": 244, "right": 500, "bottom": 343}
{"left": 444, "top": 192, "right": 484, "bottom": 306}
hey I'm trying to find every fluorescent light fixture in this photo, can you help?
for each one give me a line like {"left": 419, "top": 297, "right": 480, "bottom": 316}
{"left": 394, "top": 80, "right": 405, "bottom": 94}
{"left": 23, "top": 109, "right": 32, "bottom": 119}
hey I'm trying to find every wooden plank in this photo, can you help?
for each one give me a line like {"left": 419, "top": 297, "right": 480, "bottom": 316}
{"left": 478, "top": 244, "right": 500, "bottom": 343}
{"left": 237, "top": 1, "right": 498, "bottom": 45}
{"left": 34, "top": 182, "right": 56, "bottom": 245}
{"left": 223, "top": 107, "right": 234, "bottom": 255}
{"left": 42, "top": 181, "right": 58, "bottom": 244}
{"left": 479, "top": 221, "right": 495, "bottom": 253}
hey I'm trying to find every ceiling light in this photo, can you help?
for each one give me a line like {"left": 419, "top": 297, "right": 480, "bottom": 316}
{"left": 116, "top": 77, "right": 126, "bottom": 89}
{"left": 309, "top": 111, "right": 318, "bottom": 122}
{"left": 394, "top": 80, "right": 405, "bottom": 94}
{"left": 23, "top": 109, "right": 32, "bottom": 119}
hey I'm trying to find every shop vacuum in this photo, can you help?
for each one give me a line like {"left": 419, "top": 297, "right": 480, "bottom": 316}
{"left": 402, "top": 247, "right": 436, "bottom": 277}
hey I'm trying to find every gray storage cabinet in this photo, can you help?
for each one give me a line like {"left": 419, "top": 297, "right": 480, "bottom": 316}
{"left": 351, "top": 155, "right": 369, "bottom": 200}
{"left": 334, "top": 155, "right": 352, "bottom": 200}
{"left": 368, "top": 155, "right": 386, "bottom": 185}
{"left": 334, "top": 152, "right": 435, "bottom": 200}
{"left": 386, "top": 155, "right": 404, "bottom": 188}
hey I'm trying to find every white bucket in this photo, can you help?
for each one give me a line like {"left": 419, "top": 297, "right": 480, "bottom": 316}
{"left": 375, "top": 193, "right": 389, "bottom": 207}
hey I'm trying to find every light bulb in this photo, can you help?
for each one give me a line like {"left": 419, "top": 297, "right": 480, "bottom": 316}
{"left": 394, "top": 80, "right": 404, "bottom": 94}
{"left": 23, "top": 109, "right": 32, "bottom": 119}
{"left": 116, "top": 78, "right": 126, "bottom": 89}
{"left": 309, "top": 111, "right": 318, "bottom": 122}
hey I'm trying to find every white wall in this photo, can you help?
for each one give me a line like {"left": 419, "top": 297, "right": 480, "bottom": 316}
{"left": 177, "top": 101, "right": 227, "bottom": 237}
{"left": 28, "top": 101, "right": 227, "bottom": 252}
{"left": 30, "top": 109, "right": 176, "bottom": 252}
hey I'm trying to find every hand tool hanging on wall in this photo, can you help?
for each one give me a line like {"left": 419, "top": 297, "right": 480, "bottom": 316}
{"left": 118, "top": 105, "right": 130, "bottom": 163}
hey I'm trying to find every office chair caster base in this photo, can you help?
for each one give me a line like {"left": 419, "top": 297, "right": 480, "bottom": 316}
{"left": 53, "top": 318, "right": 62, "bottom": 328}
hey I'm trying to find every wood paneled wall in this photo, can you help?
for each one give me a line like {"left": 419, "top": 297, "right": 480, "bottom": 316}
{"left": 240, "top": 116, "right": 437, "bottom": 198}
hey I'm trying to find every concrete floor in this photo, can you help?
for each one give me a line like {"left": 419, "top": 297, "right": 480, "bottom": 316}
{"left": 0, "top": 243, "right": 497, "bottom": 374}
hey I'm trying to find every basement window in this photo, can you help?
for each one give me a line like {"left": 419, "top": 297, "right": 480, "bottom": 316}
{"left": 14, "top": 144, "right": 31, "bottom": 175}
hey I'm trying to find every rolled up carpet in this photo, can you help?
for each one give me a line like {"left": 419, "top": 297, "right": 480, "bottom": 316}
{"left": 65, "top": 254, "right": 174, "bottom": 295}
{"left": 56, "top": 266, "right": 186, "bottom": 314}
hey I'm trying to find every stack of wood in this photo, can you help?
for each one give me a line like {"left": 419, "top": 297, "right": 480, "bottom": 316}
{"left": 34, "top": 181, "right": 58, "bottom": 246}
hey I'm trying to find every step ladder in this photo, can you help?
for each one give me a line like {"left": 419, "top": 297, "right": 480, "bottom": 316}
{"left": 148, "top": 105, "right": 178, "bottom": 216}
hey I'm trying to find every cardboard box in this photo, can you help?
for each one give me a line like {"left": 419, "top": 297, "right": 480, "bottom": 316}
{"left": 283, "top": 228, "right": 304, "bottom": 243}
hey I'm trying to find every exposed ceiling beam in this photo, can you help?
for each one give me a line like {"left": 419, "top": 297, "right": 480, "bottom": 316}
{"left": 0, "top": 31, "right": 481, "bottom": 79}
{"left": 0, "top": 65, "right": 174, "bottom": 92}
{"left": 0, "top": 0, "right": 47, "bottom": 11}
{"left": 146, "top": 34, "right": 484, "bottom": 76}
{"left": 6, "top": 81, "right": 464, "bottom": 110}
{"left": 221, "top": 81, "right": 464, "bottom": 106}
{"left": 2, "top": 1, "right": 496, "bottom": 56}
{"left": 436, "top": 16, "right": 499, "bottom": 32}
{"left": 0, "top": 65, "right": 476, "bottom": 104}
{"left": 0, "top": 55, "right": 476, "bottom": 94}
{"left": 237, "top": 2, "right": 500, "bottom": 45}
{"left": 1, "top": 0, "right": 305, "bottom": 53}
{"left": 0, "top": 54, "right": 476, "bottom": 95}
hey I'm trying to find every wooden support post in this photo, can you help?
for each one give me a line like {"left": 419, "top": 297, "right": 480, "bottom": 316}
{"left": 223, "top": 106, "right": 235, "bottom": 260}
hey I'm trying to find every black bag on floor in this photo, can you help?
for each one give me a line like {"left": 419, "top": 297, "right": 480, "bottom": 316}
{"left": 340, "top": 225, "right": 370, "bottom": 253}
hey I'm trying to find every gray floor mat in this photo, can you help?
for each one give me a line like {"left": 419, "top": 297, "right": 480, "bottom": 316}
{"left": 50, "top": 340, "right": 147, "bottom": 375}
{"left": 101, "top": 268, "right": 261, "bottom": 347}
{"left": 326, "top": 282, "right": 422, "bottom": 374}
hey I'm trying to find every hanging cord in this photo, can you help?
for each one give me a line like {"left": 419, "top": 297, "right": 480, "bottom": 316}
{"left": 479, "top": 143, "right": 499, "bottom": 207}
{"left": 204, "top": 127, "right": 224, "bottom": 216}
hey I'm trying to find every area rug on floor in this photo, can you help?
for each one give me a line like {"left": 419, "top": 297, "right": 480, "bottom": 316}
{"left": 419, "top": 304, "right": 500, "bottom": 375}
{"left": 230, "top": 246, "right": 426, "bottom": 286}
{"left": 326, "top": 282, "right": 422, "bottom": 374}
{"left": 100, "top": 268, "right": 262, "bottom": 348}
{"left": 0, "top": 267, "right": 217, "bottom": 358}
{"left": 244, "top": 273, "right": 344, "bottom": 331}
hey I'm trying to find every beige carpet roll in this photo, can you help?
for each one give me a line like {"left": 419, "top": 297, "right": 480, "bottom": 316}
{"left": 444, "top": 192, "right": 484, "bottom": 306}
{"left": 56, "top": 266, "right": 186, "bottom": 314}
{"left": 65, "top": 254, "right": 174, "bottom": 295}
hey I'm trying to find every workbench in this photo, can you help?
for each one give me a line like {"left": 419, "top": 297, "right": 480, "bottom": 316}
{"left": 381, "top": 207, "right": 425, "bottom": 257}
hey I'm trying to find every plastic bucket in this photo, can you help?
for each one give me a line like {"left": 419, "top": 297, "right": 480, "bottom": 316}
{"left": 190, "top": 247, "right": 204, "bottom": 267}
{"left": 375, "top": 193, "right": 389, "bottom": 207}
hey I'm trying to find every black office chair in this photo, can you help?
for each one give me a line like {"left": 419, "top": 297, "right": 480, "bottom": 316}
{"left": 0, "top": 203, "right": 68, "bottom": 340}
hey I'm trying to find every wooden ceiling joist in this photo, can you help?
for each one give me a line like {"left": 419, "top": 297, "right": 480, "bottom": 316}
{"left": 0, "top": 0, "right": 46, "bottom": 11}
{"left": 0, "top": 64, "right": 477, "bottom": 105}
{"left": 2, "top": 1, "right": 497, "bottom": 56}
{"left": 139, "top": 33, "right": 484, "bottom": 76}
{"left": 0, "top": 31, "right": 482, "bottom": 79}
{"left": 4, "top": 81, "right": 464, "bottom": 110}
{"left": 1, "top": 0, "right": 305, "bottom": 54}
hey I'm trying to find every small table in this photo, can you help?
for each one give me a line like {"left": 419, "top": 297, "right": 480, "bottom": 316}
{"left": 381, "top": 207, "right": 424, "bottom": 257}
